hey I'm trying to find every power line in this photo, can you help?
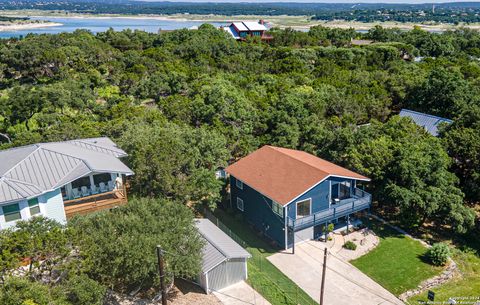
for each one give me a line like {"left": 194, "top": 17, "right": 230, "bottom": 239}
{"left": 293, "top": 235, "right": 400, "bottom": 305}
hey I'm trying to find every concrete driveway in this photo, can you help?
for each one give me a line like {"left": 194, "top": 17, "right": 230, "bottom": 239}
{"left": 267, "top": 240, "right": 404, "bottom": 305}
{"left": 213, "top": 281, "right": 271, "bottom": 305}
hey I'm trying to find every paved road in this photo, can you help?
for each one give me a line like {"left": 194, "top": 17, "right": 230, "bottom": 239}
{"left": 268, "top": 240, "right": 405, "bottom": 305}
{"left": 213, "top": 281, "right": 271, "bottom": 305}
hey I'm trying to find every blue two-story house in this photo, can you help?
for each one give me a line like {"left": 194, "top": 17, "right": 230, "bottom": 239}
{"left": 226, "top": 145, "right": 371, "bottom": 250}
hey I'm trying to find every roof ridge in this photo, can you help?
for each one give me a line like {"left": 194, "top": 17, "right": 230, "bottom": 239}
{"left": 202, "top": 235, "right": 229, "bottom": 259}
{"left": 198, "top": 221, "right": 238, "bottom": 259}
{"left": 71, "top": 138, "right": 120, "bottom": 151}
{"left": 3, "top": 176, "right": 41, "bottom": 189}
{"left": 1, "top": 144, "right": 41, "bottom": 179}
{"left": 266, "top": 146, "right": 330, "bottom": 177}
{"left": 401, "top": 109, "right": 453, "bottom": 122}
{"left": 3, "top": 178, "right": 26, "bottom": 198}
{"left": 40, "top": 145, "right": 93, "bottom": 172}
{"left": 52, "top": 162, "right": 92, "bottom": 189}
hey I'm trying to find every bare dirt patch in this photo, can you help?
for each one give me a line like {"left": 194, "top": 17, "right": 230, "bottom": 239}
{"left": 105, "top": 279, "right": 221, "bottom": 305}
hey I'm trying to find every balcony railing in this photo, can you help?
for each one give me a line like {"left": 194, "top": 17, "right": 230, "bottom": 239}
{"left": 288, "top": 188, "right": 371, "bottom": 231}
{"left": 63, "top": 182, "right": 127, "bottom": 218}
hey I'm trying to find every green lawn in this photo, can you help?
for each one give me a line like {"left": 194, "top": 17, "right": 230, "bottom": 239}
{"left": 351, "top": 217, "right": 443, "bottom": 296}
{"left": 408, "top": 248, "right": 480, "bottom": 304}
{"left": 212, "top": 209, "right": 318, "bottom": 305}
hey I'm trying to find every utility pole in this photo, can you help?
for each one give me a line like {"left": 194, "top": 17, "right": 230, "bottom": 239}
{"left": 156, "top": 245, "right": 167, "bottom": 305}
{"left": 320, "top": 247, "right": 328, "bottom": 305}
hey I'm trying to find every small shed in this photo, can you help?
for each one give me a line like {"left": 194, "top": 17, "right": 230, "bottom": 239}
{"left": 195, "top": 218, "right": 251, "bottom": 293}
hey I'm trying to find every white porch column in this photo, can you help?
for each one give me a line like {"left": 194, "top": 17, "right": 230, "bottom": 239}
{"left": 66, "top": 183, "right": 73, "bottom": 199}
{"left": 89, "top": 174, "right": 95, "bottom": 190}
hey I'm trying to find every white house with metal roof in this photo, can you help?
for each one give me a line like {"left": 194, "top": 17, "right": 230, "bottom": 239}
{"left": 0, "top": 137, "right": 133, "bottom": 229}
{"left": 195, "top": 218, "right": 251, "bottom": 293}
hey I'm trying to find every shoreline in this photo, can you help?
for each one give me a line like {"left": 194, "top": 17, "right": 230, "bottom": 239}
{"left": 0, "top": 10, "right": 478, "bottom": 32}
{"left": 0, "top": 22, "right": 62, "bottom": 32}
{"left": 30, "top": 14, "right": 477, "bottom": 32}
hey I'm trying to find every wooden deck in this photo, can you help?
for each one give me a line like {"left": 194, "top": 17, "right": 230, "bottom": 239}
{"left": 64, "top": 190, "right": 127, "bottom": 219}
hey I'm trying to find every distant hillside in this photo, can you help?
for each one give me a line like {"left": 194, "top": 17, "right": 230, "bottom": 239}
{"left": 4, "top": 1, "right": 480, "bottom": 23}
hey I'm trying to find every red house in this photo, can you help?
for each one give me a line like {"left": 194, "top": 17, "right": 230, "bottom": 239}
{"left": 223, "top": 20, "right": 272, "bottom": 41}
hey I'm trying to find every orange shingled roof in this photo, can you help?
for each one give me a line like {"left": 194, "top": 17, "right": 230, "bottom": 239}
{"left": 225, "top": 146, "right": 369, "bottom": 206}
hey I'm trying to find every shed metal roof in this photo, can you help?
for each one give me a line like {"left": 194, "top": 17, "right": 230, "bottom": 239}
{"left": 226, "top": 146, "right": 370, "bottom": 206}
{"left": 399, "top": 109, "right": 453, "bottom": 136}
{"left": 195, "top": 219, "right": 250, "bottom": 273}
{"left": 0, "top": 137, "right": 133, "bottom": 204}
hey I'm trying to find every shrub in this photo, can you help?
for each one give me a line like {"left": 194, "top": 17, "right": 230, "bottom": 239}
{"left": 426, "top": 242, "right": 450, "bottom": 266}
{"left": 0, "top": 217, "right": 70, "bottom": 279}
{"left": 343, "top": 240, "right": 357, "bottom": 250}
{"left": 60, "top": 274, "right": 106, "bottom": 305}
{"left": 0, "top": 276, "right": 63, "bottom": 305}
{"left": 70, "top": 197, "right": 203, "bottom": 294}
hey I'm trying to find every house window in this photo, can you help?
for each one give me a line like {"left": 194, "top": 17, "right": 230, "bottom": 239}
{"left": 236, "top": 179, "right": 243, "bottom": 190}
{"left": 28, "top": 198, "right": 41, "bottom": 216}
{"left": 296, "top": 199, "right": 311, "bottom": 219}
{"left": 2, "top": 203, "right": 21, "bottom": 222}
{"left": 332, "top": 181, "right": 352, "bottom": 201}
{"left": 272, "top": 201, "right": 283, "bottom": 217}
{"left": 339, "top": 181, "right": 351, "bottom": 200}
{"left": 236, "top": 197, "right": 244, "bottom": 211}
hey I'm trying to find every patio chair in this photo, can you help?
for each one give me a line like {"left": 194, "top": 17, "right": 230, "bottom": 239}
{"left": 81, "top": 186, "right": 90, "bottom": 197}
{"left": 99, "top": 182, "right": 107, "bottom": 193}
{"left": 72, "top": 188, "right": 81, "bottom": 199}
{"left": 107, "top": 180, "right": 114, "bottom": 191}
{"left": 90, "top": 185, "right": 99, "bottom": 195}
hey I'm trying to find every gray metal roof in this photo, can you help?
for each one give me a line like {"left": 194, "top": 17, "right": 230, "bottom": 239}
{"left": 201, "top": 240, "right": 227, "bottom": 273}
{"left": 399, "top": 109, "right": 453, "bottom": 137}
{"left": 0, "top": 137, "right": 133, "bottom": 204}
{"left": 67, "top": 138, "right": 127, "bottom": 158}
{"left": 195, "top": 219, "right": 251, "bottom": 273}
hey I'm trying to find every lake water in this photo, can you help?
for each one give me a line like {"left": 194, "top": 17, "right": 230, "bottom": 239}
{"left": 0, "top": 16, "right": 227, "bottom": 38}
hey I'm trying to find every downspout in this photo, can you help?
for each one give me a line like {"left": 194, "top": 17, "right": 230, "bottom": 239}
{"left": 284, "top": 205, "right": 288, "bottom": 250}
{"left": 205, "top": 272, "right": 209, "bottom": 294}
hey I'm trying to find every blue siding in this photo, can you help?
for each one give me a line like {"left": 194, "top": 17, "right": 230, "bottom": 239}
{"left": 230, "top": 175, "right": 357, "bottom": 249}
{"left": 287, "top": 179, "right": 329, "bottom": 219}
{"left": 286, "top": 177, "right": 354, "bottom": 219}
{"left": 0, "top": 188, "right": 66, "bottom": 230}
{"left": 41, "top": 189, "right": 67, "bottom": 224}
{"left": 230, "top": 176, "right": 286, "bottom": 248}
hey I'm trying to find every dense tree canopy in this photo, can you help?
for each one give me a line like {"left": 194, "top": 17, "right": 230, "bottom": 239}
{"left": 71, "top": 197, "right": 203, "bottom": 294}
{"left": 0, "top": 24, "right": 478, "bottom": 254}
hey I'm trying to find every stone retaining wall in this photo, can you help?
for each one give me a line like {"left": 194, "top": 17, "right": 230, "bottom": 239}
{"left": 369, "top": 213, "right": 460, "bottom": 301}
